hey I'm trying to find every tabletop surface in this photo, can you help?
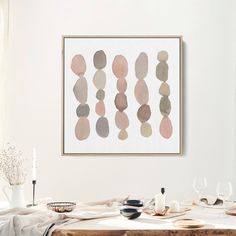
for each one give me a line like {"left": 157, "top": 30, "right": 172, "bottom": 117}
{"left": 2, "top": 201, "right": 236, "bottom": 235}
{"left": 54, "top": 206, "right": 236, "bottom": 234}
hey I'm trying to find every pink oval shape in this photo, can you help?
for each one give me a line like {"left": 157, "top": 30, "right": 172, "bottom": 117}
{"left": 75, "top": 117, "right": 90, "bottom": 140}
{"left": 159, "top": 117, "right": 173, "bottom": 139}
{"left": 71, "top": 54, "right": 86, "bottom": 77}
{"left": 117, "top": 78, "right": 127, "bottom": 93}
{"left": 95, "top": 101, "right": 105, "bottom": 116}
{"left": 112, "top": 55, "right": 128, "bottom": 79}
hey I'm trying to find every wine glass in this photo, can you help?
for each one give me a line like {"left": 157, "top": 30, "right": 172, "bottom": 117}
{"left": 193, "top": 177, "right": 207, "bottom": 199}
{"left": 216, "top": 182, "right": 233, "bottom": 204}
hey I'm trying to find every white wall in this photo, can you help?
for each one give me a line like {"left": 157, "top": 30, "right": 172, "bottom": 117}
{"left": 1, "top": 0, "right": 236, "bottom": 202}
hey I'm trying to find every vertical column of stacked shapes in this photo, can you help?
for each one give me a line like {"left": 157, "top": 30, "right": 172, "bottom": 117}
{"left": 71, "top": 54, "right": 90, "bottom": 140}
{"left": 93, "top": 50, "right": 109, "bottom": 138}
{"left": 134, "top": 52, "right": 152, "bottom": 137}
{"left": 156, "top": 51, "right": 173, "bottom": 139}
{"left": 112, "top": 55, "right": 129, "bottom": 140}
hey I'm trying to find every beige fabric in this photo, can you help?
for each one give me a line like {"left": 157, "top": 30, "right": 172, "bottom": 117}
{"left": 0, "top": 197, "right": 126, "bottom": 236}
{"left": 0, "top": 208, "right": 70, "bottom": 236}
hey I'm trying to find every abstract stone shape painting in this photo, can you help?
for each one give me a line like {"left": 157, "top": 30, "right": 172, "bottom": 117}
{"left": 93, "top": 50, "right": 109, "bottom": 138}
{"left": 63, "top": 36, "right": 182, "bottom": 154}
{"left": 71, "top": 54, "right": 90, "bottom": 140}
{"left": 156, "top": 50, "right": 173, "bottom": 139}
{"left": 113, "top": 55, "right": 129, "bottom": 140}
{"left": 134, "top": 52, "right": 152, "bottom": 137}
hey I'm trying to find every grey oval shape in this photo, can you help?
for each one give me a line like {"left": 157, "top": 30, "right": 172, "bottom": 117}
{"left": 160, "top": 96, "right": 171, "bottom": 116}
{"left": 93, "top": 50, "right": 107, "bottom": 69}
{"left": 96, "top": 89, "right": 105, "bottom": 100}
{"left": 96, "top": 117, "right": 109, "bottom": 138}
{"left": 76, "top": 104, "right": 90, "bottom": 117}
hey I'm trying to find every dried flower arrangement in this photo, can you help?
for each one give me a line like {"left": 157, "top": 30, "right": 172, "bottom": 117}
{"left": 0, "top": 143, "right": 28, "bottom": 185}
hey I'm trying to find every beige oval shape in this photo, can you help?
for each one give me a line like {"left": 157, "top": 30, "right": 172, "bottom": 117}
{"left": 95, "top": 101, "right": 105, "bottom": 116}
{"left": 140, "top": 122, "right": 152, "bottom": 137}
{"left": 75, "top": 117, "right": 90, "bottom": 140}
{"left": 115, "top": 111, "right": 129, "bottom": 130}
{"left": 135, "top": 52, "right": 148, "bottom": 79}
{"left": 159, "top": 82, "right": 170, "bottom": 96}
{"left": 114, "top": 93, "right": 128, "bottom": 112}
{"left": 156, "top": 62, "right": 168, "bottom": 82}
{"left": 96, "top": 117, "right": 109, "bottom": 138}
{"left": 71, "top": 54, "right": 86, "bottom": 77}
{"left": 73, "top": 77, "right": 87, "bottom": 104}
{"left": 157, "top": 50, "right": 168, "bottom": 61}
{"left": 112, "top": 55, "right": 128, "bottom": 79}
{"left": 134, "top": 79, "right": 149, "bottom": 105}
{"left": 118, "top": 129, "right": 128, "bottom": 140}
{"left": 160, "top": 117, "right": 173, "bottom": 139}
{"left": 117, "top": 78, "right": 127, "bottom": 93}
{"left": 93, "top": 70, "right": 106, "bottom": 90}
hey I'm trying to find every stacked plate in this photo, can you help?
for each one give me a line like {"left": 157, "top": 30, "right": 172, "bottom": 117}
{"left": 120, "top": 200, "right": 143, "bottom": 219}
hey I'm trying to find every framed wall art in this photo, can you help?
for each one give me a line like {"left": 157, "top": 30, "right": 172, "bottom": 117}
{"left": 62, "top": 36, "right": 182, "bottom": 155}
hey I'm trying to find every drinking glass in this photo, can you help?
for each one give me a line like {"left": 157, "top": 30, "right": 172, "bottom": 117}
{"left": 216, "top": 182, "right": 233, "bottom": 203}
{"left": 193, "top": 177, "right": 207, "bottom": 199}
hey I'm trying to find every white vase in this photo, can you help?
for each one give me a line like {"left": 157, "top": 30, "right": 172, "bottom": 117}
{"left": 3, "top": 184, "right": 26, "bottom": 208}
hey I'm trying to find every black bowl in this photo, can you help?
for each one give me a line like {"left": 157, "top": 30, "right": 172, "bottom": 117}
{"left": 123, "top": 200, "right": 143, "bottom": 207}
{"left": 120, "top": 208, "right": 142, "bottom": 219}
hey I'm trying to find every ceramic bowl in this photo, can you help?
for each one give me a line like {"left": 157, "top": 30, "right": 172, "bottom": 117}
{"left": 120, "top": 208, "right": 142, "bottom": 219}
{"left": 123, "top": 200, "right": 143, "bottom": 207}
{"left": 47, "top": 202, "right": 76, "bottom": 213}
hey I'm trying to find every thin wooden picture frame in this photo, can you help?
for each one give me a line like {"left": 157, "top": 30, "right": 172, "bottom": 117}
{"left": 62, "top": 36, "right": 183, "bottom": 156}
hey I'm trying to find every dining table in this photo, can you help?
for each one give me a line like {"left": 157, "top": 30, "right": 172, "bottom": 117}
{"left": 52, "top": 205, "right": 236, "bottom": 236}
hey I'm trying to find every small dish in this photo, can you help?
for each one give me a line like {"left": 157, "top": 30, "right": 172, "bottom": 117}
{"left": 123, "top": 200, "right": 143, "bottom": 207}
{"left": 47, "top": 202, "right": 76, "bottom": 213}
{"left": 120, "top": 208, "right": 142, "bottom": 219}
{"left": 225, "top": 207, "right": 236, "bottom": 216}
{"left": 174, "top": 218, "right": 205, "bottom": 228}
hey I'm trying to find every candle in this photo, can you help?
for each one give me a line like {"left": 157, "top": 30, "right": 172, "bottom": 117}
{"left": 32, "top": 148, "right": 37, "bottom": 181}
{"left": 155, "top": 193, "right": 165, "bottom": 212}
{"left": 169, "top": 200, "right": 180, "bottom": 212}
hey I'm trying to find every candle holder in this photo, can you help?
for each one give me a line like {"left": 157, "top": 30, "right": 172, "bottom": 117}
{"left": 27, "top": 180, "right": 37, "bottom": 207}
